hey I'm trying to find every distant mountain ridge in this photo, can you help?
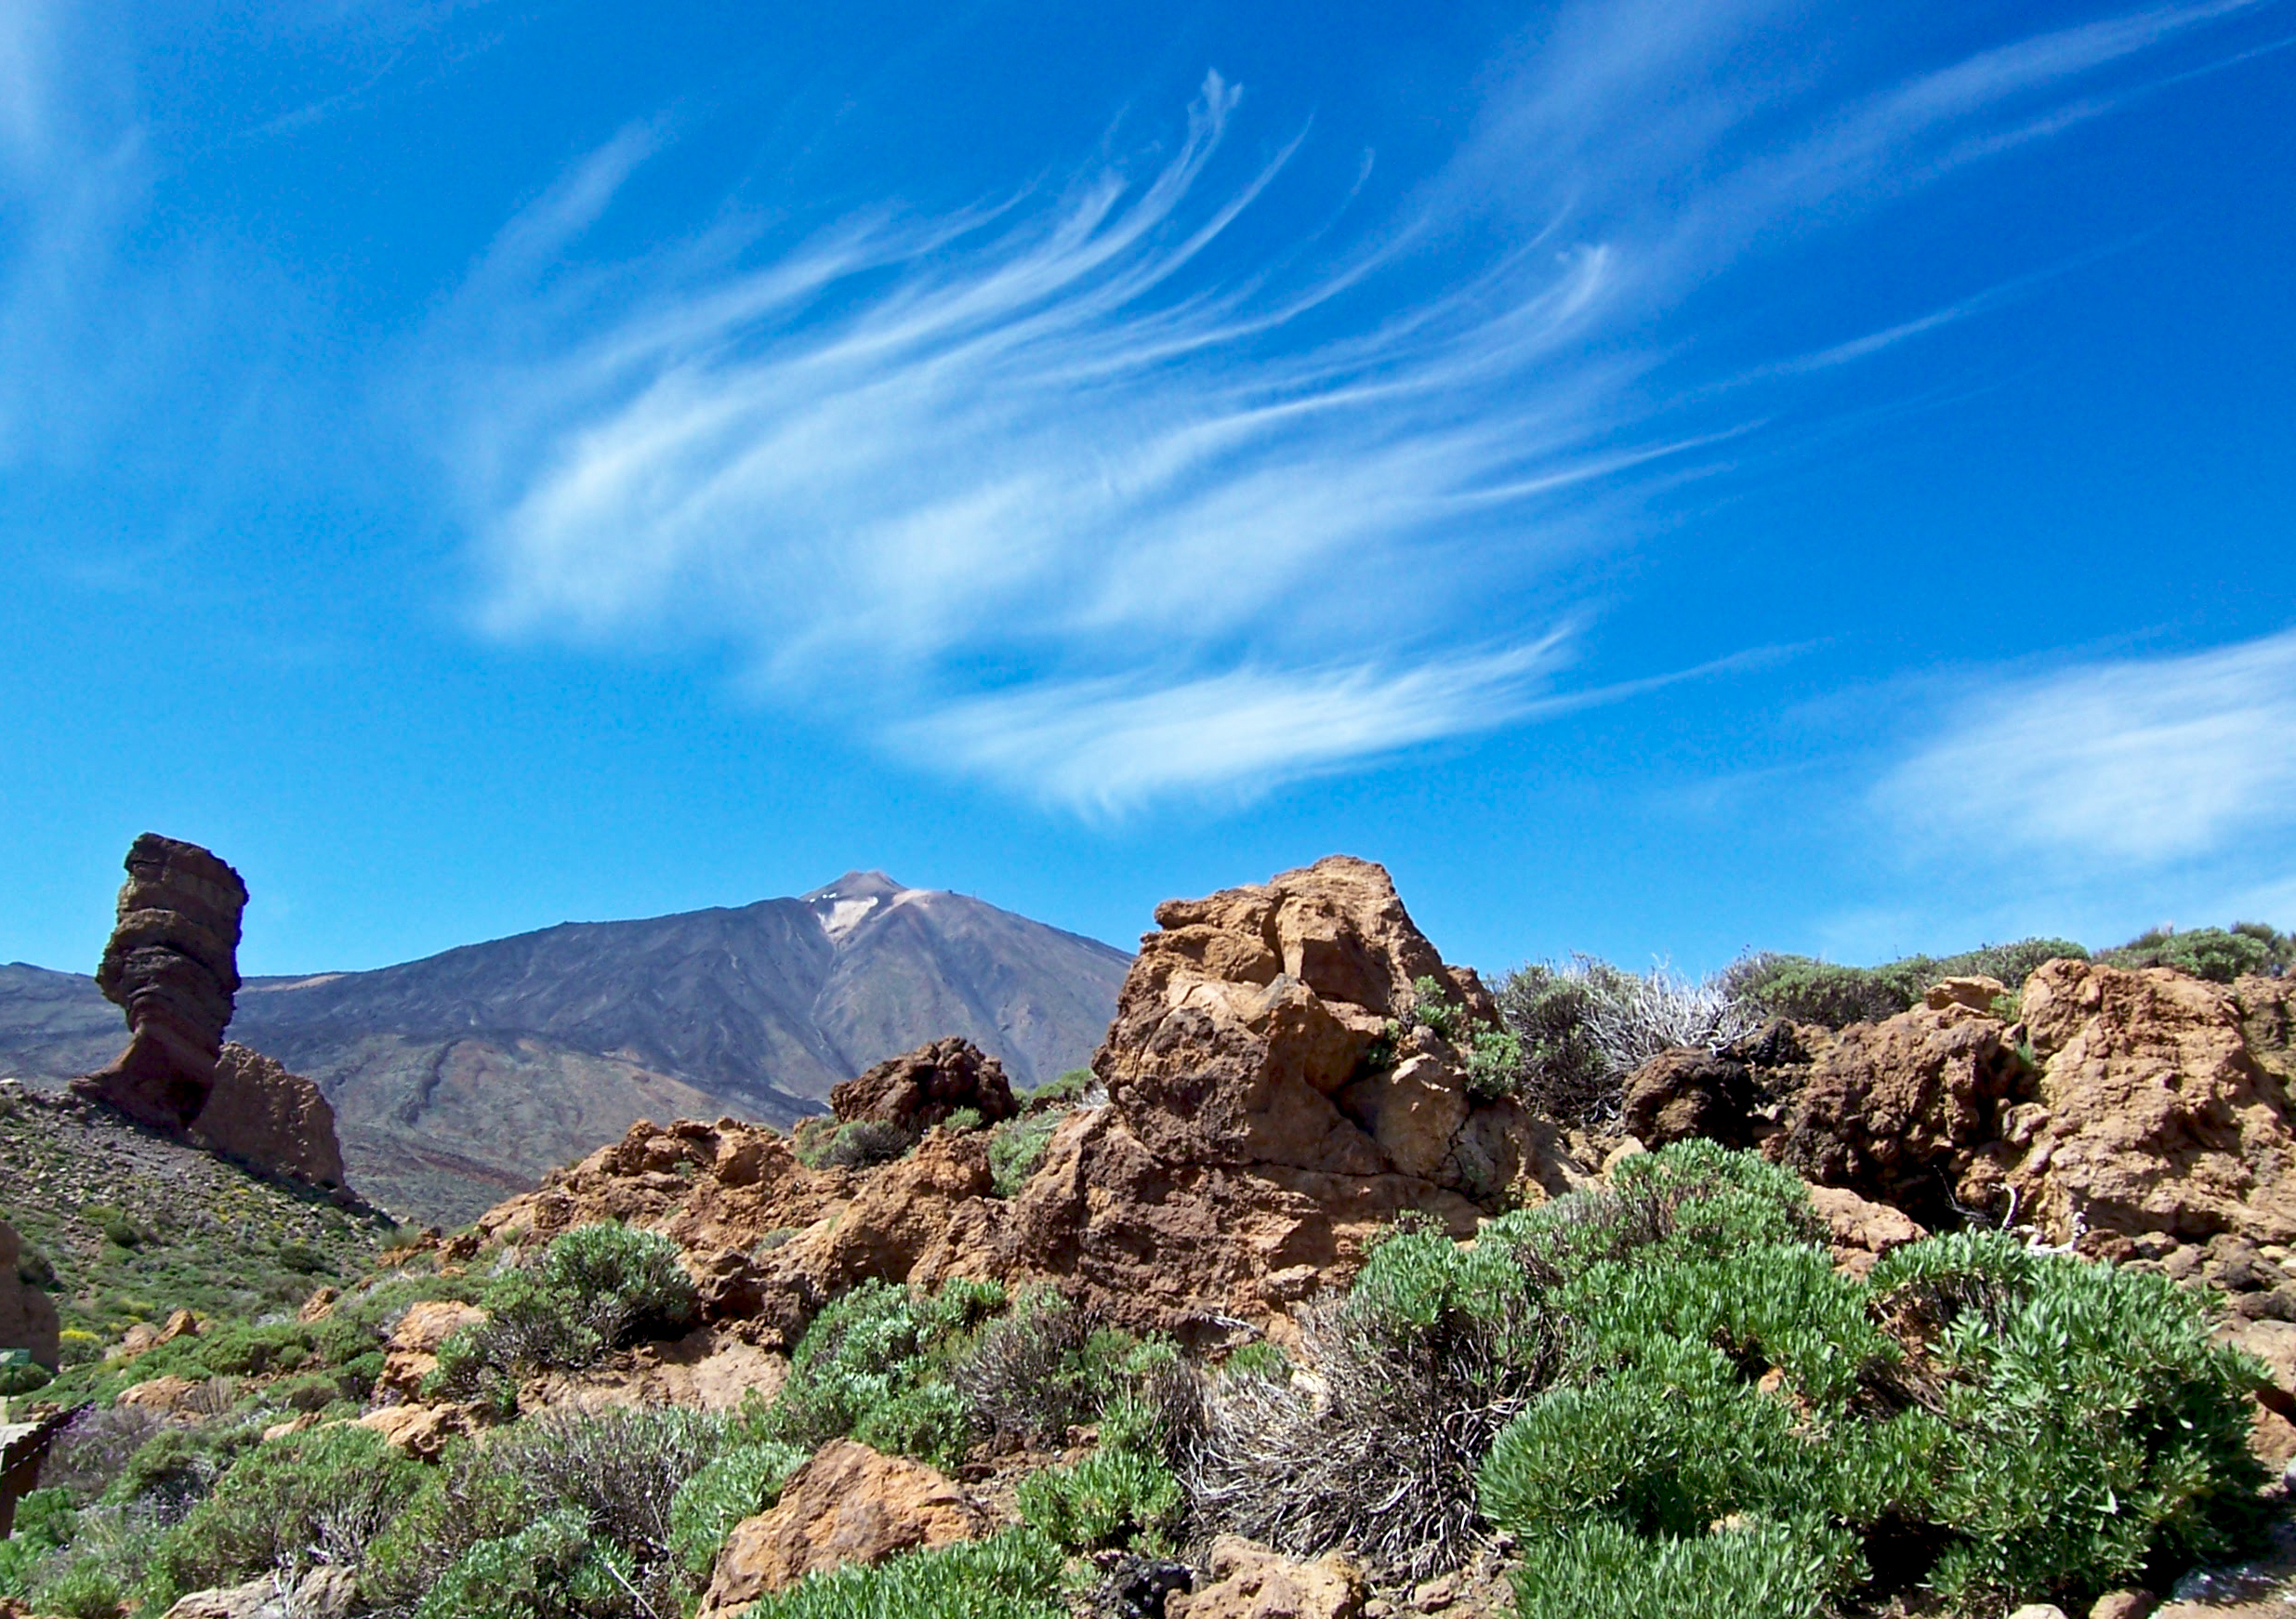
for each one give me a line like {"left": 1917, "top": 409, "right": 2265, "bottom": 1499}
{"left": 0, "top": 872, "right": 1130, "bottom": 1223}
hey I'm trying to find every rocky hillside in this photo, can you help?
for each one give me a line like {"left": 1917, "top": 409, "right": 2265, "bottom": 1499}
{"left": 0, "top": 872, "right": 1129, "bottom": 1224}
{"left": 0, "top": 1081, "right": 390, "bottom": 1346}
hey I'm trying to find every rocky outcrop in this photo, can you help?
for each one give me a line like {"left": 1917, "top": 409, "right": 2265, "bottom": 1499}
{"left": 2001, "top": 962, "right": 2296, "bottom": 1251}
{"left": 829, "top": 1037, "right": 1018, "bottom": 1133}
{"left": 73, "top": 835, "right": 248, "bottom": 1127}
{"left": 1771, "top": 1001, "right": 2030, "bottom": 1226}
{"left": 1096, "top": 855, "right": 1569, "bottom": 1204}
{"left": 696, "top": 1441, "right": 991, "bottom": 1612}
{"left": 191, "top": 1044, "right": 350, "bottom": 1193}
{"left": 473, "top": 858, "right": 1593, "bottom": 1346}
{"left": 1620, "top": 1047, "right": 1761, "bottom": 1150}
{"left": 0, "top": 1219, "right": 59, "bottom": 1371}
{"left": 1165, "top": 1536, "right": 1364, "bottom": 1619}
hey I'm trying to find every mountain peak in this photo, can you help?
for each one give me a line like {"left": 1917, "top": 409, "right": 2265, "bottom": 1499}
{"left": 804, "top": 871, "right": 925, "bottom": 943}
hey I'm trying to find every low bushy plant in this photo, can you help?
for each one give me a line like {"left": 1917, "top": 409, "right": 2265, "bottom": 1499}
{"left": 667, "top": 1441, "right": 809, "bottom": 1578}
{"left": 1192, "top": 1215, "right": 1561, "bottom": 1579}
{"left": 988, "top": 1110, "right": 1062, "bottom": 1197}
{"left": 1470, "top": 1145, "right": 2268, "bottom": 1617}
{"left": 1018, "top": 1447, "right": 1182, "bottom": 1553}
{"left": 1722, "top": 938, "right": 2089, "bottom": 1028}
{"left": 743, "top": 1528, "right": 1071, "bottom": 1619}
{"left": 1490, "top": 958, "right": 1756, "bottom": 1121}
{"left": 760, "top": 1277, "right": 1005, "bottom": 1468}
{"left": 413, "top": 1509, "right": 637, "bottom": 1619}
{"left": 2100, "top": 922, "right": 2293, "bottom": 981}
{"left": 143, "top": 1421, "right": 425, "bottom": 1602}
{"left": 428, "top": 1222, "right": 696, "bottom": 1406}
{"left": 950, "top": 1290, "right": 1133, "bottom": 1448}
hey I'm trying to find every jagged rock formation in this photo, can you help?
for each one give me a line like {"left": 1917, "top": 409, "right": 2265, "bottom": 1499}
{"left": 52, "top": 836, "right": 352, "bottom": 1198}
{"left": 0, "top": 1218, "right": 59, "bottom": 1370}
{"left": 829, "top": 1037, "right": 1017, "bottom": 1133}
{"left": 1619, "top": 959, "right": 2296, "bottom": 1268}
{"left": 474, "top": 857, "right": 1592, "bottom": 1345}
{"left": 72, "top": 834, "right": 248, "bottom": 1126}
{"left": 192, "top": 1043, "right": 350, "bottom": 1194}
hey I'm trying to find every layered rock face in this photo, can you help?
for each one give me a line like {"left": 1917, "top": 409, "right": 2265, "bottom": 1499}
{"left": 73, "top": 834, "right": 248, "bottom": 1126}
{"left": 66, "top": 835, "right": 353, "bottom": 1197}
{"left": 473, "top": 856, "right": 1591, "bottom": 1344}
{"left": 192, "top": 1044, "right": 350, "bottom": 1192}
{"left": 0, "top": 1218, "right": 60, "bottom": 1370}
{"left": 829, "top": 1036, "right": 1018, "bottom": 1133}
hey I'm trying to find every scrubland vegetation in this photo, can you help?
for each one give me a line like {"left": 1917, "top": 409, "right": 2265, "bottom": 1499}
{"left": 3, "top": 1144, "right": 2276, "bottom": 1618}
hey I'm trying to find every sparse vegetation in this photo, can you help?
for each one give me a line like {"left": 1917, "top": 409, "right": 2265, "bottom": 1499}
{"left": 987, "top": 1109, "right": 1062, "bottom": 1196}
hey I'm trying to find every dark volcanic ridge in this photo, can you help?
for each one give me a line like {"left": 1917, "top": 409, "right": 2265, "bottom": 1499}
{"left": 0, "top": 873, "right": 1129, "bottom": 1226}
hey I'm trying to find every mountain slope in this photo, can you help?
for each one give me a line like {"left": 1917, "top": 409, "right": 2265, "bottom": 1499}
{"left": 0, "top": 873, "right": 1129, "bottom": 1223}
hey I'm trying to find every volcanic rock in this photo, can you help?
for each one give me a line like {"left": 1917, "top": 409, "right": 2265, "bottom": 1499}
{"left": 2002, "top": 961, "right": 2296, "bottom": 1250}
{"left": 1771, "top": 1001, "right": 2029, "bottom": 1226}
{"left": 1620, "top": 1047, "right": 1761, "bottom": 1150}
{"left": 830, "top": 1036, "right": 1018, "bottom": 1133}
{"left": 73, "top": 834, "right": 248, "bottom": 1127}
{"left": 1165, "top": 1536, "right": 1364, "bottom": 1619}
{"left": 0, "top": 1218, "right": 59, "bottom": 1370}
{"left": 192, "top": 1044, "right": 350, "bottom": 1193}
{"left": 474, "top": 858, "right": 1591, "bottom": 1346}
{"left": 696, "top": 1440, "right": 990, "bottom": 1612}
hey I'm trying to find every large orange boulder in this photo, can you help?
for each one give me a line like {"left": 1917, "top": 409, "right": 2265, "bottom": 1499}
{"left": 2003, "top": 961, "right": 2296, "bottom": 1248}
{"left": 1771, "top": 1002, "right": 2028, "bottom": 1224}
{"left": 192, "top": 1044, "right": 350, "bottom": 1194}
{"left": 73, "top": 834, "right": 247, "bottom": 1127}
{"left": 695, "top": 1441, "right": 990, "bottom": 1612}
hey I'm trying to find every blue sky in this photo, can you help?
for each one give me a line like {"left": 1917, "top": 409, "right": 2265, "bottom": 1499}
{"left": 2, "top": 0, "right": 2292, "bottom": 982}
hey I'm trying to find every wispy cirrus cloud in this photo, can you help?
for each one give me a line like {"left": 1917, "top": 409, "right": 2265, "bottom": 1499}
{"left": 438, "top": 1, "right": 2271, "bottom": 812}
{"left": 1876, "top": 627, "right": 2296, "bottom": 866}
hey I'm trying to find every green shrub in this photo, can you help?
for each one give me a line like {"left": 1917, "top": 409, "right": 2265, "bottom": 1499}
{"left": 414, "top": 1509, "right": 637, "bottom": 1619}
{"left": 760, "top": 1278, "right": 1005, "bottom": 1468}
{"left": 0, "top": 1349, "right": 52, "bottom": 1395}
{"left": 1018, "top": 1448, "right": 1182, "bottom": 1552}
{"left": 744, "top": 1529, "right": 1070, "bottom": 1619}
{"left": 1470, "top": 1147, "right": 2269, "bottom": 1617}
{"left": 24, "top": 1560, "right": 125, "bottom": 1619}
{"left": 2100, "top": 923, "right": 2293, "bottom": 982}
{"left": 428, "top": 1222, "right": 696, "bottom": 1406}
{"left": 1193, "top": 1215, "right": 1560, "bottom": 1579}
{"left": 1027, "top": 1069, "right": 1094, "bottom": 1109}
{"left": 1509, "top": 1517, "right": 1838, "bottom": 1619}
{"left": 1722, "top": 939, "right": 2089, "bottom": 1029}
{"left": 988, "top": 1111, "right": 1062, "bottom": 1197}
{"left": 668, "top": 1441, "right": 809, "bottom": 1577}
{"left": 144, "top": 1422, "right": 425, "bottom": 1599}
{"left": 943, "top": 1106, "right": 984, "bottom": 1134}
{"left": 360, "top": 1438, "right": 545, "bottom": 1606}
{"left": 950, "top": 1290, "right": 1132, "bottom": 1448}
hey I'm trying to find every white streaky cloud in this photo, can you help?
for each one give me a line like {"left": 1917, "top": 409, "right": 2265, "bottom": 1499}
{"left": 901, "top": 645, "right": 1568, "bottom": 816}
{"left": 1876, "top": 628, "right": 2296, "bottom": 864}
{"left": 438, "top": 7, "right": 2268, "bottom": 810}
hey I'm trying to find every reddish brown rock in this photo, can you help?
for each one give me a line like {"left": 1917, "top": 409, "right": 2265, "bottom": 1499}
{"left": 2004, "top": 961, "right": 2296, "bottom": 1250}
{"left": 73, "top": 834, "right": 248, "bottom": 1127}
{"left": 696, "top": 1440, "right": 990, "bottom": 1612}
{"left": 1166, "top": 1536, "right": 1364, "bottom": 1619}
{"left": 356, "top": 1401, "right": 471, "bottom": 1460}
{"left": 0, "top": 1220, "right": 59, "bottom": 1371}
{"left": 1807, "top": 1186, "right": 1928, "bottom": 1277}
{"left": 1926, "top": 976, "right": 2008, "bottom": 1013}
{"left": 829, "top": 1036, "right": 1018, "bottom": 1132}
{"left": 1620, "top": 1047, "right": 1759, "bottom": 1150}
{"left": 376, "top": 1299, "right": 487, "bottom": 1399}
{"left": 1770, "top": 1002, "right": 2028, "bottom": 1225}
{"left": 191, "top": 1043, "right": 350, "bottom": 1193}
{"left": 474, "top": 859, "right": 1591, "bottom": 1346}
